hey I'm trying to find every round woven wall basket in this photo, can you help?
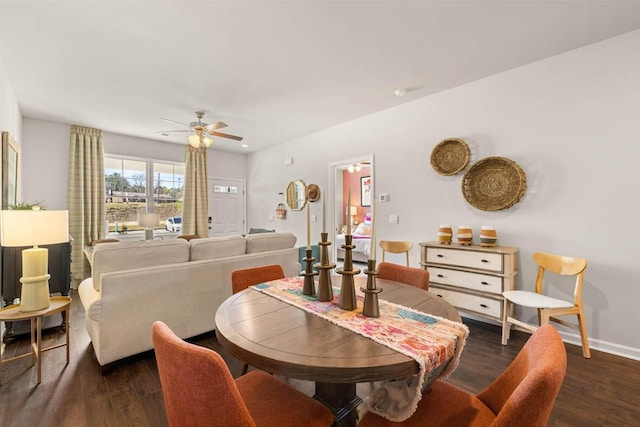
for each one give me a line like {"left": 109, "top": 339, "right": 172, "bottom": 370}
{"left": 461, "top": 156, "right": 527, "bottom": 211}
{"left": 430, "top": 138, "right": 470, "bottom": 176}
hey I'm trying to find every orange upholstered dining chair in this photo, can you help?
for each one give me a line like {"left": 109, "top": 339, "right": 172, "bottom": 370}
{"left": 231, "top": 264, "right": 285, "bottom": 295}
{"left": 152, "top": 321, "right": 334, "bottom": 427}
{"left": 359, "top": 324, "right": 567, "bottom": 427}
{"left": 377, "top": 262, "right": 429, "bottom": 290}
{"left": 231, "top": 264, "right": 285, "bottom": 374}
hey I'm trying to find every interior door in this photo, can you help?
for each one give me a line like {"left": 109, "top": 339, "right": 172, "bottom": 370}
{"left": 208, "top": 178, "right": 245, "bottom": 237}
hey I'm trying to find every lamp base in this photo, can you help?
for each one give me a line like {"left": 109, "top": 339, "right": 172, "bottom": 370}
{"left": 19, "top": 274, "right": 51, "bottom": 312}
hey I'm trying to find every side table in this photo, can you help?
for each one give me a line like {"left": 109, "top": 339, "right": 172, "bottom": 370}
{"left": 0, "top": 296, "right": 71, "bottom": 385}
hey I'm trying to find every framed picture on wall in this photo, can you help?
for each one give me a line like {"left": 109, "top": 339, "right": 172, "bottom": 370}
{"left": 2, "top": 131, "right": 20, "bottom": 209}
{"left": 360, "top": 176, "right": 372, "bottom": 207}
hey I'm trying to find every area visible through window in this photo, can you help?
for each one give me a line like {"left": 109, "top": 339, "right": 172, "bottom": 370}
{"left": 104, "top": 155, "right": 185, "bottom": 236}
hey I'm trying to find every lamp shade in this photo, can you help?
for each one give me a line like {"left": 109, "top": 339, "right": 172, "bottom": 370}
{"left": 1, "top": 210, "right": 69, "bottom": 247}
{"left": 138, "top": 213, "right": 159, "bottom": 228}
{"left": 188, "top": 134, "right": 213, "bottom": 148}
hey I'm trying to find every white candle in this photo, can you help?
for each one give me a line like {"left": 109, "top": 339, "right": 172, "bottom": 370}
{"left": 346, "top": 188, "right": 352, "bottom": 235}
{"left": 322, "top": 192, "right": 326, "bottom": 233}
{"left": 306, "top": 201, "right": 311, "bottom": 250}
{"left": 369, "top": 199, "right": 377, "bottom": 260}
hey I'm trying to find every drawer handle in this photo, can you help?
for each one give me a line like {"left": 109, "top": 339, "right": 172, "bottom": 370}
{"left": 481, "top": 281, "right": 489, "bottom": 285}
{"left": 437, "top": 294, "right": 443, "bottom": 298}
{"left": 437, "top": 254, "right": 444, "bottom": 258}
{"left": 480, "top": 304, "right": 488, "bottom": 308}
{"left": 481, "top": 259, "right": 489, "bottom": 263}
{"left": 437, "top": 274, "right": 444, "bottom": 278}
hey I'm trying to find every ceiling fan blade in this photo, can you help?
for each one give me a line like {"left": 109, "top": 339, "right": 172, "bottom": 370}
{"left": 159, "top": 118, "right": 191, "bottom": 128}
{"left": 205, "top": 121, "right": 228, "bottom": 131}
{"left": 209, "top": 131, "right": 243, "bottom": 141}
{"left": 155, "top": 130, "right": 192, "bottom": 133}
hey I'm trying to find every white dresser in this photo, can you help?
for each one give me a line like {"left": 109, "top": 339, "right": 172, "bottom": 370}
{"left": 419, "top": 241, "right": 518, "bottom": 323}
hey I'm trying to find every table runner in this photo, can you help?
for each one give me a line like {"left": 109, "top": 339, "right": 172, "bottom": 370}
{"left": 252, "top": 276, "right": 469, "bottom": 422}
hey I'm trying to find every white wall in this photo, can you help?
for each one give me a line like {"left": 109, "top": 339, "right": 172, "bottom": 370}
{"left": 247, "top": 30, "right": 640, "bottom": 357}
{"left": 21, "top": 118, "right": 247, "bottom": 209}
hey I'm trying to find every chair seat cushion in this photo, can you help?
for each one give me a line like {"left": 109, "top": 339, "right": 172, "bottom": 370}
{"left": 235, "top": 371, "right": 334, "bottom": 427}
{"left": 503, "top": 290, "right": 573, "bottom": 309}
{"left": 359, "top": 380, "right": 496, "bottom": 427}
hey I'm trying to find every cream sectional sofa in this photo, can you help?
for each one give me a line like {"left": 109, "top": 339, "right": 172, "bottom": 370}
{"left": 78, "top": 232, "right": 299, "bottom": 368}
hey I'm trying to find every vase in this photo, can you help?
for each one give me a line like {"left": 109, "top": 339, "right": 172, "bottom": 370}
{"left": 438, "top": 224, "right": 453, "bottom": 244}
{"left": 457, "top": 225, "right": 473, "bottom": 245}
{"left": 480, "top": 226, "right": 497, "bottom": 247}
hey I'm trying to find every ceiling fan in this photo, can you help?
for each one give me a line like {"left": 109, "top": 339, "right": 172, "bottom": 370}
{"left": 156, "top": 111, "right": 243, "bottom": 148}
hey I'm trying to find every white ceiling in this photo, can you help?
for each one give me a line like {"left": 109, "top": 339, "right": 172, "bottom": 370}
{"left": 1, "top": 1, "right": 640, "bottom": 153}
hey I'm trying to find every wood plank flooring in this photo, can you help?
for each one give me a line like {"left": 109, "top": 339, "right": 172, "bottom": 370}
{"left": 1, "top": 291, "right": 638, "bottom": 426}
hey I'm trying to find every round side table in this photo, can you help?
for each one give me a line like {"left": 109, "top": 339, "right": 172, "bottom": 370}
{"left": 0, "top": 296, "right": 71, "bottom": 385}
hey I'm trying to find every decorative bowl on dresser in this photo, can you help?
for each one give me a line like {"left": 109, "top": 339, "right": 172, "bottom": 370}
{"left": 419, "top": 241, "right": 518, "bottom": 323}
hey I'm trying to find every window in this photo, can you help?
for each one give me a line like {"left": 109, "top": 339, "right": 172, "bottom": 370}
{"left": 105, "top": 155, "right": 185, "bottom": 235}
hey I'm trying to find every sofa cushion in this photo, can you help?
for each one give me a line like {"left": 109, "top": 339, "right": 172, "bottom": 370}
{"left": 246, "top": 232, "right": 297, "bottom": 254}
{"left": 92, "top": 239, "right": 190, "bottom": 291}
{"left": 189, "top": 235, "right": 247, "bottom": 261}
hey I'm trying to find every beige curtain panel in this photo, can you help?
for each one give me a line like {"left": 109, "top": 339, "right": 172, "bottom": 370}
{"left": 68, "top": 125, "right": 105, "bottom": 287}
{"left": 182, "top": 145, "right": 208, "bottom": 237}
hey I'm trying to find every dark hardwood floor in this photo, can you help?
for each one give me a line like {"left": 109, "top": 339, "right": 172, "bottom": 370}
{"left": 1, "top": 291, "right": 638, "bottom": 426}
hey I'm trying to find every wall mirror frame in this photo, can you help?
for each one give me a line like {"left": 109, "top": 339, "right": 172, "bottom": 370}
{"left": 2, "top": 131, "right": 20, "bottom": 210}
{"left": 286, "top": 179, "right": 307, "bottom": 211}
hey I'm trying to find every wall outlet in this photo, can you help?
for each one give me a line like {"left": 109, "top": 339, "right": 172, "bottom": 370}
{"left": 389, "top": 214, "right": 399, "bottom": 224}
{"left": 284, "top": 157, "right": 294, "bottom": 165}
{"left": 311, "top": 214, "right": 317, "bottom": 223}
{"left": 268, "top": 215, "right": 274, "bottom": 221}
{"left": 379, "top": 193, "right": 390, "bottom": 202}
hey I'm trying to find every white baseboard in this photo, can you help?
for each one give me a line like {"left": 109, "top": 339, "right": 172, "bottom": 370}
{"left": 460, "top": 313, "right": 640, "bottom": 361}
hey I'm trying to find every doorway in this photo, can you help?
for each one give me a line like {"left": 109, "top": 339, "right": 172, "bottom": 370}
{"left": 207, "top": 177, "right": 246, "bottom": 237}
{"left": 328, "top": 155, "right": 374, "bottom": 264}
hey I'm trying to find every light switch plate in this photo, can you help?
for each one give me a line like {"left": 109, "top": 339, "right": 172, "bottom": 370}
{"left": 389, "top": 214, "right": 399, "bottom": 224}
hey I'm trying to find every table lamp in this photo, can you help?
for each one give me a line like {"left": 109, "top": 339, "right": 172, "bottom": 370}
{"left": 0, "top": 210, "right": 69, "bottom": 312}
{"left": 138, "top": 212, "right": 159, "bottom": 240}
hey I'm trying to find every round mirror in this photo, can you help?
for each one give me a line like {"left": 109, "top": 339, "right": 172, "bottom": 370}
{"left": 286, "top": 179, "right": 307, "bottom": 211}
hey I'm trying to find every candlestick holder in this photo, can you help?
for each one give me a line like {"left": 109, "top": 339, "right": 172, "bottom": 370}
{"left": 361, "top": 259, "right": 382, "bottom": 318}
{"left": 302, "top": 248, "right": 318, "bottom": 296}
{"left": 315, "top": 232, "right": 336, "bottom": 302}
{"left": 336, "top": 234, "right": 361, "bottom": 310}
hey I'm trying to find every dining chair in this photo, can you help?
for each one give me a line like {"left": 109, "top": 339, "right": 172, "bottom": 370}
{"left": 359, "top": 324, "right": 567, "bottom": 427}
{"left": 379, "top": 241, "right": 413, "bottom": 266}
{"left": 377, "top": 262, "right": 429, "bottom": 290}
{"left": 502, "top": 252, "right": 590, "bottom": 358}
{"left": 176, "top": 234, "right": 199, "bottom": 241}
{"left": 152, "top": 321, "right": 334, "bottom": 427}
{"left": 231, "top": 264, "right": 285, "bottom": 374}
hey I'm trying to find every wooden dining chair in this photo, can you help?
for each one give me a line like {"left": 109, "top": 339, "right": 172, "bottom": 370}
{"left": 379, "top": 241, "right": 413, "bottom": 266}
{"left": 359, "top": 324, "right": 567, "bottom": 427}
{"left": 176, "top": 234, "right": 199, "bottom": 241}
{"left": 377, "top": 262, "right": 429, "bottom": 290}
{"left": 152, "top": 321, "right": 334, "bottom": 427}
{"left": 231, "top": 264, "right": 285, "bottom": 374}
{"left": 502, "top": 252, "right": 590, "bottom": 358}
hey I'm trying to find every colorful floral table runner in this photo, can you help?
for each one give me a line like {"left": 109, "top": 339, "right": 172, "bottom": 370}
{"left": 252, "top": 276, "right": 469, "bottom": 422}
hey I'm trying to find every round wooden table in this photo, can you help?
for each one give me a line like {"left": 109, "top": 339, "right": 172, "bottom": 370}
{"left": 215, "top": 276, "right": 460, "bottom": 427}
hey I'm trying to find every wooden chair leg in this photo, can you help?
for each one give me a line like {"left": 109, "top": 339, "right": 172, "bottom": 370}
{"left": 577, "top": 308, "right": 591, "bottom": 359}
{"left": 501, "top": 299, "right": 510, "bottom": 345}
{"left": 241, "top": 363, "right": 249, "bottom": 376}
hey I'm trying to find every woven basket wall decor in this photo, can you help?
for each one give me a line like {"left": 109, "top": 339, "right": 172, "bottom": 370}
{"left": 461, "top": 156, "right": 527, "bottom": 211}
{"left": 430, "top": 138, "right": 470, "bottom": 176}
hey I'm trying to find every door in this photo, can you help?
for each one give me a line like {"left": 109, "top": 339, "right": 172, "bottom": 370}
{"left": 208, "top": 178, "right": 245, "bottom": 237}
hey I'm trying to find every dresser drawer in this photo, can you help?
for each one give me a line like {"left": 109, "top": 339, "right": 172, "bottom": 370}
{"left": 426, "top": 247, "right": 503, "bottom": 272}
{"left": 431, "top": 287, "right": 502, "bottom": 318}
{"left": 427, "top": 267, "right": 503, "bottom": 295}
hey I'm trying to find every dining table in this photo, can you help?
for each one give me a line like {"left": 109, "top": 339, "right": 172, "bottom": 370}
{"left": 215, "top": 275, "right": 462, "bottom": 427}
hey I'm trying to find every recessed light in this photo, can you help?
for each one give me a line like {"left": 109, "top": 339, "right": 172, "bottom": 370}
{"left": 241, "top": 143, "right": 249, "bottom": 148}
{"left": 394, "top": 88, "right": 408, "bottom": 97}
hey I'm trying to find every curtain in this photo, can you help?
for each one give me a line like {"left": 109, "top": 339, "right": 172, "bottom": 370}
{"left": 68, "top": 125, "right": 105, "bottom": 287}
{"left": 182, "top": 145, "right": 208, "bottom": 236}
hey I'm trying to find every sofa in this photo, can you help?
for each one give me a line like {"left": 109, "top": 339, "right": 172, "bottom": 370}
{"left": 78, "top": 232, "right": 300, "bottom": 368}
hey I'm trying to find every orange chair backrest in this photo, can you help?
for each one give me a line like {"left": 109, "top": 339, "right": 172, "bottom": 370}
{"left": 477, "top": 324, "right": 567, "bottom": 426}
{"left": 377, "top": 262, "right": 429, "bottom": 290}
{"left": 231, "top": 264, "right": 285, "bottom": 294}
{"left": 152, "top": 321, "right": 255, "bottom": 427}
